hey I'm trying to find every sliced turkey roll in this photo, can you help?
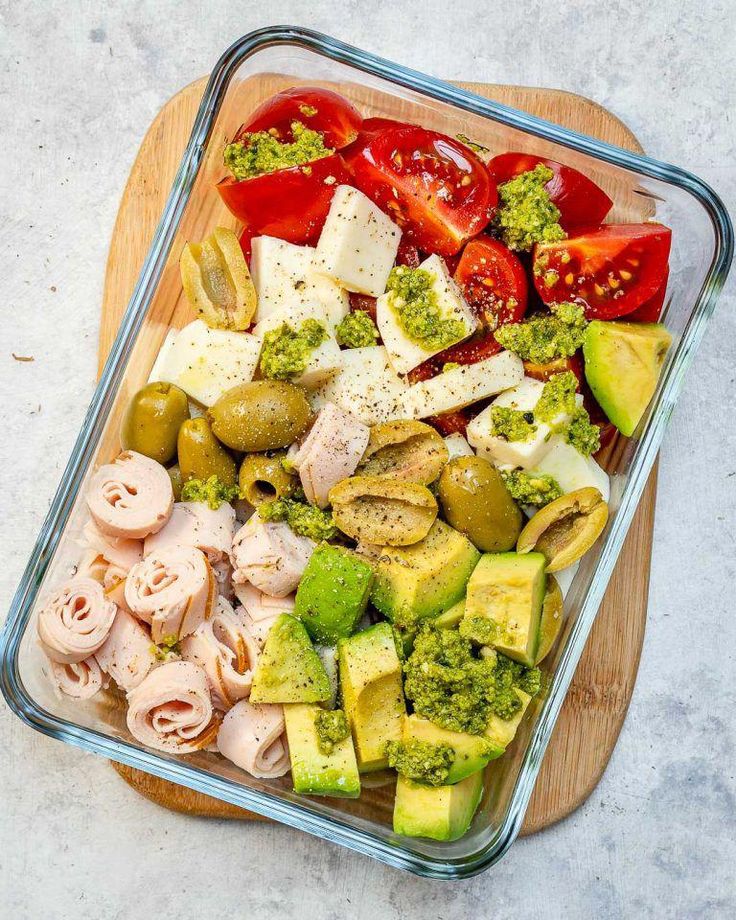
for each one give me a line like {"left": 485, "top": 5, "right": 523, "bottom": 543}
{"left": 125, "top": 545, "right": 215, "bottom": 644}
{"left": 126, "top": 660, "right": 219, "bottom": 754}
{"left": 144, "top": 501, "right": 236, "bottom": 564}
{"left": 37, "top": 577, "right": 117, "bottom": 664}
{"left": 82, "top": 520, "right": 143, "bottom": 572}
{"left": 86, "top": 450, "right": 173, "bottom": 540}
{"left": 233, "top": 582, "right": 295, "bottom": 647}
{"left": 230, "top": 516, "right": 315, "bottom": 598}
{"left": 217, "top": 700, "right": 290, "bottom": 779}
{"left": 95, "top": 609, "right": 156, "bottom": 692}
{"left": 291, "top": 402, "right": 370, "bottom": 508}
{"left": 180, "top": 597, "right": 260, "bottom": 710}
{"left": 46, "top": 656, "right": 105, "bottom": 699}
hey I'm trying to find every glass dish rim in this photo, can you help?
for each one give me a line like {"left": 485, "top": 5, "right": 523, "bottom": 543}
{"left": 1, "top": 25, "right": 732, "bottom": 880}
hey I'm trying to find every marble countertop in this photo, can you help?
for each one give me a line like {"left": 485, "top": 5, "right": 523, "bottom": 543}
{"left": 1, "top": 3, "right": 734, "bottom": 918}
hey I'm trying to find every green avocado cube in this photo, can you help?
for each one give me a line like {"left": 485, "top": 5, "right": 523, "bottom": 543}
{"left": 371, "top": 520, "right": 480, "bottom": 628}
{"left": 393, "top": 770, "right": 484, "bottom": 841}
{"left": 294, "top": 543, "right": 374, "bottom": 644}
{"left": 283, "top": 703, "right": 361, "bottom": 798}
{"left": 250, "top": 614, "right": 331, "bottom": 704}
{"left": 484, "top": 688, "right": 532, "bottom": 751}
{"left": 464, "top": 552, "right": 546, "bottom": 666}
{"left": 401, "top": 714, "right": 501, "bottom": 784}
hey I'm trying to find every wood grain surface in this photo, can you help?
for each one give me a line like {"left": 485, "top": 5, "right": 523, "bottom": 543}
{"left": 100, "top": 76, "right": 656, "bottom": 836}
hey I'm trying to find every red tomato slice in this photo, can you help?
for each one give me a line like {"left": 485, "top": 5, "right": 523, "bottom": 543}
{"left": 217, "top": 153, "right": 350, "bottom": 245}
{"left": 239, "top": 86, "right": 362, "bottom": 149}
{"left": 523, "top": 351, "right": 584, "bottom": 386}
{"left": 427, "top": 410, "right": 470, "bottom": 437}
{"left": 348, "top": 292, "right": 378, "bottom": 322}
{"left": 396, "top": 239, "right": 422, "bottom": 269}
{"left": 490, "top": 152, "right": 613, "bottom": 230}
{"left": 454, "top": 236, "right": 528, "bottom": 328}
{"left": 533, "top": 223, "right": 671, "bottom": 319}
{"left": 345, "top": 125, "right": 497, "bottom": 256}
{"left": 625, "top": 267, "right": 669, "bottom": 322}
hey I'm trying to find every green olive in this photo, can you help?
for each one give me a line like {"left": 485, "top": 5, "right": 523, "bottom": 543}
{"left": 177, "top": 417, "right": 237, "bottom": 487}
{"left": 517, "top": 487, "right": 608, "bottom": 572}
{"left": 329, "top": 476, "right": 437, "bottom": 546}
{"left": 208, "top": 381, "right": 313, "bottom": 452}
{"left": 167, "top": 463, "right": 183, "bottom": 501}
{"left": 120, "top": 382, "right": 189, "bottom": 464}
{"left": 358, "top": 420, "right": 448, "bottom": 484}
{"left": 438, "top": 456, "right": 522, "bottom": 552}
{"left": 239, "top": 452, "right": 296, "bottom": 506}
{"left": 535, "top": 576, "right": 564, "bottom": 665}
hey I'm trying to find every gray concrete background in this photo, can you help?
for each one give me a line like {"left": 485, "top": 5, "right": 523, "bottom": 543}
{"left": 1, "top": 2, "right": 734, "bottom": 917}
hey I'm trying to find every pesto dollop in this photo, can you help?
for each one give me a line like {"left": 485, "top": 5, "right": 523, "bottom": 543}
{"left": 180, "top": 475, "right": 240, "bottom": 510}
{"left": 386, "top": 266, "right": 467, "bottom": 351}
{"left": 259, "top": 496, "right": 337, "bottom": 542}
{"left": 494, "top": 165, "right": 567, "bottom": 252}
{"left": 386, "top": 738, "right": 455, "bottom": 786}
{"left": 500, "top": 469, "right": 562, "bottom": 506}
{"left": 259, "top": 319, "right": 328, "bottom": 380}
{"left": 491, "top": 406, "right": 537, "bottom": 442}
{"left": 151, "top": 634, "right": 181, "bottom": 662}
{"left": 567, "top": 407, "right": 601, "bottom": 456}
{"left": 535, "top": 371, "right": 578, "bottom": 422}
{"left": 224, "top": 121, "right": 332, "bottom": 180}
{"left": 494, "top": 302, "right": 588, "bottom": 363}
{"left": 335, "top": 310, "right": 379, "bottom": 348}
{"left": 314, "top": 709, "right": 350, "bottom": 755}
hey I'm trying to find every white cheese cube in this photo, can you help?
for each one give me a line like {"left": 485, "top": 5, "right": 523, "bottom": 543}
{"left": 553, "top": 562, "right": 580, "bottom": 600}
{"left": 444, "top": 433, "right": 475, "bottom": 460}
{"left": 377, "top": 254, "right": 478, "bottom": 376}
{"left": 466, "top": 376, "right": 581, "bottom": 469}
{"left": 254, "top": 306, "right": 342, "bottom": 390}
{"left": 148, "top": 329, "right": 178, "bottom": 383}
{"left": 153, "top": 319, "right": 261, "bottom": 406}
{"left": 250, "top": 236, "right": 348, "bottom": 328}
{"left": 532, "top": 438, "right": 610, "bottom": 503}
{"left": 405, "top": 350, "right": 523, "bottom": 418}
{"left": 311, "top": 346, "right": 408, "bottom": 426}
{"left": 314, "top": 185, "right": 401, "bottom": 296}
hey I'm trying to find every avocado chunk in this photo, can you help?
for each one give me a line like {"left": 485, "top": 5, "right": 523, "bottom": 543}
{"left": 400, "top": 714, "right": 501, "bottom": 784}
{"left": 464, "top": 552, "right": 547, "bottom": 666}
{"left": 485, "top": 688, "right": 532, "bottom": 751}
{"left": 338, "top": 623, "right": 405, "bottom": 771}
{"left": 371, "top": 520, "right": 481, "bottom": 627}
{"left": 393, "top": 770, "right": 484, "bottom": 841}
{"left": 283, "top": 704, "right": 361, "bottom": 798}
{"left": 434, "top": 599, "right": 466, "bottom": 629}
{"left": 294, "top": 543, "right": 374, "bottom": 644}
{"left": 583, "top": 320, "right": 672, "bottom": 437}
{"left": 250, "top": 613, "right": 331, "bottom": 703}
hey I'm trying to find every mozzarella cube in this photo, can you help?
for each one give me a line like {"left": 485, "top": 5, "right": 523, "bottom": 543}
{"left": 152, "top": 319, "right": 261, "bottom": 406}
{"left": 250, "top": 236, "right": 348, "bottom": 328}
{"left": 377, "top": 254, "right": 478, "bottom": 376}
{"left": 311, "top": 346, "right": 409, "bottom": 426}
{"left": 148, "top": 329, "right": 178, "bottom": 383}
{"left": 444, "top": 433, "right": 475, "bottom": 460}
{"left": 255, "top": 305, "right": 342, "bottom": 390}
{"left": 314, "top": 186, "right": 401, "bottom": 296}
{"left": 405, "top": 350, "right": 523, "bottom": 418}
{"left": 532, "top": 438, "right": 610, "bottom": 502}
{"left": 466, "top": 376, "right": 581, "bottom": 469}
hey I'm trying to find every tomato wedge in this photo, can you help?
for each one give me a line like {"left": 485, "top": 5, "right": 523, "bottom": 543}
{"left": 454, "top": 236, "right": 528, "bottom": 328}
{"left": 239, "top": 86, "right": 362, "bottom": 149}
{"left": 348, "top": 292, "right": 378, "bottom": 322}
{"left": 523, "top": 351, "right": 584, "bottom": 386}
{"left": 533, "top": 223, "right": 671, "bottom": 319}
{"left": 345, "top": 125, "right": 496, "bottom": 256}
{"left": 217, "top": 153, "right": 350, "bottom": 245}
{"left": 490, "top": 152, "right": 612, "bottom": 230}
{"left": 625, "top": 267, "right": 669, "bottom": 322}
{"left": 396, "top": 239, "right": 422, "bottom": 269}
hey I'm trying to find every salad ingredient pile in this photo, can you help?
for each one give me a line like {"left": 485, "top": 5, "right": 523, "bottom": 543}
{"left": 38, "top": 86, "right": 673, "bottom": 845}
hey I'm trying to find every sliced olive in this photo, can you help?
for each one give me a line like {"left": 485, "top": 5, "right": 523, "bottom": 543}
{"left": 239, "top": 452, "right": 295, "bottom": 506}
{"left": 358, "top": 420, "right": 449, "bottom": 484}
{"left": 177, "top": 417, "right": 237, "bottom": 486}
{"left": 208, "top": 380, "right": 313, "bottom": 452}
{"left": 120, "top": 382, "right": 189, "bottom": 464}
{"left": 517, "top": 487, "right": 608, "bottom": 572}
{"left": 329, "top": 476, "right": 437, "bottom": 546}
{"left": 167, "top": 463, "right": 183, "bottom": 501}
{"left": 535, "top": 576, "right": 564, "bottom": 665}
{"left": 437, "top": 456, "right": 522, "bottom": 552}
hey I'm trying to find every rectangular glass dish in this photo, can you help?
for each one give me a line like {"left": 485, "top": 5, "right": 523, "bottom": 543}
{"left": 1, "top": 27, "right": 732, "bottom": 879}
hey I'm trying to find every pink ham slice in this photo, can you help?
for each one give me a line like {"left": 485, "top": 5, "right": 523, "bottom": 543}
{"left": 180, "top": 597, "right": 260, "bottom": 710}
{"left": 95, "top": 608, "right": 156, "bottom": 691}
{"left": 126, "top": 660, "right": 219, "bottom": 754}
{"left": 291, "top": 403, "right": 370, "bottom": 508}
{"left": 86, "top": 450, "right": 173, "bottom": 540}
{"left": 217, "top": 700, "right": 290, "bottom": 778}
{"left": 46, "top": 656, "right": 105, "bottom": 699}
{"left": 144, "top": 501, "right": 236, "bottom": 564}
{"left": 230, "top": 516, "right": 315, "bottom": 598}
{"left": 125, "top": 544, "right": 216, "bottom": 644}
{"left": 233, "top": 582, "right": 295, "bottom": 648}
{"left": 37, "top": 577, "right": 117, "bottom": 664}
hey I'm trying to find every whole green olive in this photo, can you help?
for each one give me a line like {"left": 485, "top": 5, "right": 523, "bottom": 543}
{"left": 177, "top": 417, "right": 237, "bottom": 487}
{"left": 438, "top": 456, "right": 522, "bottom": 552}
{"left": 208, "top": 380, "right": 313, "bottom": 452}
{"left": 167, "top": 463, "right": 184, "bottom": 501}
{"left": 120, "top": 381, "right": 189, "bottom": 464}
{"left": 239, "top": 452, "right": 296, "bottom": 506}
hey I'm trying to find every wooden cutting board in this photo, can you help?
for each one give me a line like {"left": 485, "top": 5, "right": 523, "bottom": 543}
{"left": 100, "top": 76, "right": 656, "bottom": 836}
